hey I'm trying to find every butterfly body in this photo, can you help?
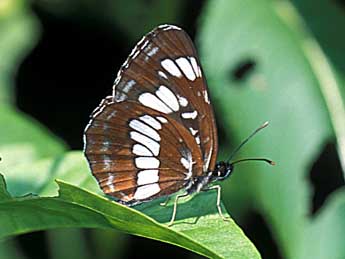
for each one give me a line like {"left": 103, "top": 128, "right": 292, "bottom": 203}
{"left": 184, "top": 161, "right": 234, "bottom": 194}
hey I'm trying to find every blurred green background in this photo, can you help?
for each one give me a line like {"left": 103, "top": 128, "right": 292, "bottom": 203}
{"left": 1, "top": 0, "right": 345, "bottom": 258}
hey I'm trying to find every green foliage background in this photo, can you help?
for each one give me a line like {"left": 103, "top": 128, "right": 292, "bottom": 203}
{"left": 1, "top": 0, "right": 345, "bottom": 258}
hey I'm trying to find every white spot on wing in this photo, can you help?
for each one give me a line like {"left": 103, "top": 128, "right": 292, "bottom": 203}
{"left": 115, "top": 93, "right": 126, "bottom": 102}
{"left": 158, "top": 71, "right": 168, "bottom": 79}
{"left": 107, "top": 175, "right": 115, "bottom": 192}
{"left": 102, "top": 155, "right": 112, "bottom": 171}
{"left": 130, "top": 131, "right": 160, "bottom": 156}
{"left": 181, "top": 110, "right": 198, "bottom": 119}
{"left": 132, "top": 144, "right": 152, "bottom": 156}
{"left": 203, "top": 90, "right": 210, "bottom": 104}
{"left": 103, "top": 161, "right": 112, "bottom": 171}
{"left": 189, "top": 127, "right": 198, "bottom": 136}
{"left": 135, "top": 157, "right": 160, "bottom": 169}
{"left": 195, "top": 136, "right": 201, "bottom": 145}
{"left": 197, "top": 65, "right": 202, "bottom": 77}
{"left": 189, "top": 57, "right": 201, "bottom": 77}
{"left": 176, "top": 57, "right": 196, "bottom": 81}
{"left": 181, "top": 152, "right": 194, "bottom": 179}
{"left": 161, "top": 59, "right": 182, "bottom": 77}
{"left": 180, "top": 158, "right": 189, "bottom": 169}
{"left": 139, "top": 115, "right": 162, "bottom": 130}
{"left": 139, "top": 92, "right": 173, "bottom": 114}
{"left": 137, "top": 170, "right": 159, "bottom": 185}
{"left": 99, "top": 140, "right": 112, "bottom": 152}
{"left": 129, "top": 119, "right": 160, "bottom": 141}
{"left": 134, "top": 184, "right": 160, "bottom": 199}
{"left": 204, "top": 147, "right": 213, "bottom": 172}
{"left": 106, "top": 110, "right": 117, "bottom": 120}
{"left": 156, "top": 116, "right": 168, "bottom": 123}
{"left": 177, "top": 95, "right": 188, "bottom": 107}
{"left": 146, "top": 46, "right": 159, "bottom": 60}
{"left": 156, "top": 85, "right": 179, "bottom": 112}
{"left": 123, "top": 80, "right": 136, "bottom": 93}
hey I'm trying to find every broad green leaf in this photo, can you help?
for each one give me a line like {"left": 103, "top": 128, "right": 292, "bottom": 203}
{"left": 0, "top": 0, "right": 65, "bottom": 165}
{"left": 0, "top": 0, "right": 40, "bottom": 105}
{"left": 276, "top": 0, "right": 345, "bottom": 177}
{"left": 2, "top": 151, "right": 97, "bottom": 197}
{"left": 299, "top": 189, "right": 345, "bottom": 259}
{"left": 0, "top": 107, "right": 66, "bottom": 180}
{"left": 0, "top": 152, "right": 261, "bottom": 259}
{"left": 199, "top": 0, "right": 343, "bottom": 258}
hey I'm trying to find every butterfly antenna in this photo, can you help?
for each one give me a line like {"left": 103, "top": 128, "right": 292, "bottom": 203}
{"left": 231, "top": 158, "right": 275, "bottom": 166}
{"left": 227, "top": 121, "right": 269, "bottom": 163}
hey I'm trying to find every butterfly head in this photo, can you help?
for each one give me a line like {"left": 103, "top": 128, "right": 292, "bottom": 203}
{"left": 212, "top": 161, "right": 234, "bottom": 181}
{"left": 212, "top": 158, "right": 274, "bottom": 182}
{"left": 210, "top": 121, "right": 274, "bottom": 182}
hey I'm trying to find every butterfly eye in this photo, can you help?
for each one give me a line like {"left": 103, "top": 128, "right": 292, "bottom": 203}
{"left": 212, "top": 161, "right": 232, "bottom": 180}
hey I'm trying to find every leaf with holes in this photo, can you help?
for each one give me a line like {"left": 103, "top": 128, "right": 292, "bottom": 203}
{"left": 299, "top": 189, "right": 345, "bottom": 259}
{"left": 199, "top": 0, "right": 345, "bottom": 258}
{"left": 0, "top": 151, "right": 260, "bottom": 259}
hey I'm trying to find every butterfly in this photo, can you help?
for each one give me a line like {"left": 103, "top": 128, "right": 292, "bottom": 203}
{"left": 83, "top": 24, "right": 274, "bottom": 226}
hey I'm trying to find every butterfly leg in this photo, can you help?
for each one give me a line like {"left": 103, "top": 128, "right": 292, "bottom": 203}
{"left": 203, "top": 185, "right": 230, "bottom": 222}
{"left": 168, "top": 193, "right": 188, "bottom": 226}
{"left": 160, "top": 196, "right": 170, "bottom": 206}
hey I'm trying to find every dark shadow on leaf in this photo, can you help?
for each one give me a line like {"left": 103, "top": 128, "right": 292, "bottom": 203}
{"left": 242, "top": 210, "right": 283, "bottom": 259}
{"left": 309, "top": 142, "right": 345, "bottom": 215}
{"left": 231, "top": 59, "right": 257, "bottom": 82}
{"left": 137, "top": 191, "right": 224, "bottom": 224}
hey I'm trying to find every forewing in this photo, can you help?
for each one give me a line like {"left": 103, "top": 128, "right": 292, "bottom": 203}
{"left": 84, "top": 100, "right": 203, "bottom": 204}
{"left": 112, "top": 24, "right": 218, "bottom": 173}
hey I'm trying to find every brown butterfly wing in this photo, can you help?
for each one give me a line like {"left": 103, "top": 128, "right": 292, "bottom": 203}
{"left": 84, "top": 24, "right": 218, "bottom": 205}
{"left": 84, "top": 100, "right": 203, "bottom": 204}
{"left": 112, "top": 25, "right": 218, "bottom": 173}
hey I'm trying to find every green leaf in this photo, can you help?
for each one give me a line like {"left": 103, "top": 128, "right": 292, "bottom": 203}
{"left": 0, "top": 0, "right": 40, "bottom": 105}
{"left": 0, "top": 0, "right": 66, "bottom": 168}
{"left": 299, "top": 189, "right": 345, "bottom": 259}
{"left": 0, "top": 2, "right": 70, "bottom": 258}
{"left": 0, "top": 238, "right": 25, "bottom": 259}
{"left": 0, "top": 173, "right": 10, "bottom": 200}
{"left": 46, "top": 229, "right": 93, "bottom": 259}
{"left": 2, "top": 151, "right": 96, "bottom": 197}
{"left": 275, "top": 0, "right": 345, "bottom": 177}
{"left": 199, "top": 0, "right": 344, "bottom": 258}
{"left": 0, "top": 152, "right": 261, "bottom": 259}
{"left": 291, "top": 0, "right": 345, "bottom": 85}
{"left": 0, "top": 107, "right": 66, "bottom": 187}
